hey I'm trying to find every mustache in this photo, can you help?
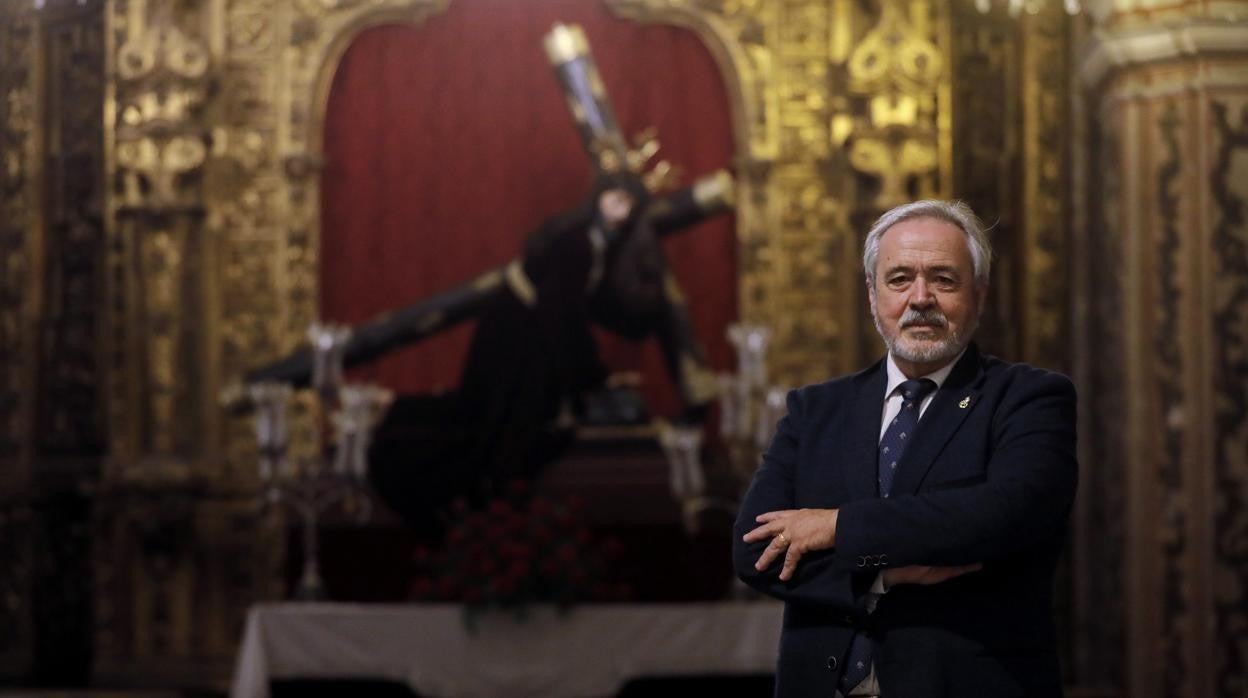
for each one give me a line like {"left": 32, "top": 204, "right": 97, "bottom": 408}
{"left": 900, "top": 308, "right": 949, "bottom": 329}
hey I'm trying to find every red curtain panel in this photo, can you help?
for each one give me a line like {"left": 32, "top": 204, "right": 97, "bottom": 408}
{"left": 320, "top": 0, "right": 737, "bottom": 418}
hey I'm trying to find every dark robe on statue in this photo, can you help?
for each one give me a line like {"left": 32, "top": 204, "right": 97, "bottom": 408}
{"left": 369, "top": 177, "right": 694, "bottom": 531}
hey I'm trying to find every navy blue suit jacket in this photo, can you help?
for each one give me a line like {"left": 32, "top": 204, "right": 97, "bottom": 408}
{"left": 733, "top": 344, "right": 1077, "bottom": 697}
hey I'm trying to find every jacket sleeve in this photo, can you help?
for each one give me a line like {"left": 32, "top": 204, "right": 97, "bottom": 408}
{"left": 833, "top": 371, "right": 1077, "bottom": 570}
{"left": 732, "top": 387, "right": 874, "bottom": 613}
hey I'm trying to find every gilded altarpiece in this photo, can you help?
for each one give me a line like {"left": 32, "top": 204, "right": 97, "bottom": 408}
{"left": 0, "top": 0, "right": 1072, "bottom": 685}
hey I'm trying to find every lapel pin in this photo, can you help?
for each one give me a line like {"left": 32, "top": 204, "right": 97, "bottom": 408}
{"left": 959, "top": 396, "right": 971, "bottom": 409}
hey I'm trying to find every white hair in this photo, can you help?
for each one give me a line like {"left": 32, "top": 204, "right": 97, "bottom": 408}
{"left": 862, "top": 200, "right": 993, "bottom": 287}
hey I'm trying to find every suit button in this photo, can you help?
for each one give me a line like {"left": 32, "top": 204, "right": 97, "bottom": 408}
{"left": 856, "top": 556, "right": 867, "bottom": 567}
{"left": 879, "top": 554, "right": 889, "bottom": 566}
{"left": 827, "top": 655, "right": 838, "bottom": 670}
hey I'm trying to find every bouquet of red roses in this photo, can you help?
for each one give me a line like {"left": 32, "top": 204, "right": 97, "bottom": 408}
{"left": 410, "top": 481, "right": 629, "bottom": 625}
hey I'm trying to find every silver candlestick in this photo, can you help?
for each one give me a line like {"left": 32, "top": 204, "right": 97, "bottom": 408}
{"left": 657, "top": 322, "right": 787, "bottom": 538}
{"left": 250, "top": 322, "right": 393, "bottom": 600}
{"left": 720, "top": 323, "right": 787, "bottom": 491}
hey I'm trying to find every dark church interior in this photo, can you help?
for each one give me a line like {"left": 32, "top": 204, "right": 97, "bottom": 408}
{"left": 1, "top": 0, "right": 1245, "bottom": 696}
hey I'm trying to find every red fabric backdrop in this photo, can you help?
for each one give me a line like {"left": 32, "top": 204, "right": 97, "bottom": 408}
{"left": 320, "top": 0, "right": 737, "bottom": 418}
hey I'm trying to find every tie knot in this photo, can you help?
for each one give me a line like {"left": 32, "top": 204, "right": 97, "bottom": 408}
{"left": 899, "top": 378, "right": 937, "bottom": 401}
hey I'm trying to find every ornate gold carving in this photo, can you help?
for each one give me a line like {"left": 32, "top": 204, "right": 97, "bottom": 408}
{"left": 116, "top": 136, "right": 207, "bottom": 210}
{"left": 1019, "top": 6, "right": 1070, "bottom": 370}
{"left": 141, "top": 228, "right": 184, "bottom": 455}
{"left": 844, "top": 0, "right": 945, "bottom": 209}
{"left": 107, "top": 0, "right": 212, "bottom": 466}
{"left": 608, "top": 0, "right": 777, "bottom": 162}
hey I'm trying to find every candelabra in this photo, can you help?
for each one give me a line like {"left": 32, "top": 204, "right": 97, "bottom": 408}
{"left": 658, "top": 422, "right": 730, "bottom": 535}
{"left": 718, "top": 324, "right": 788, "bottom": 492}
{"left": 659, "top": 322, "right": 787, "bottom": 537}
{"left": 249, "top": 323, "right": 393, "bottom": 600}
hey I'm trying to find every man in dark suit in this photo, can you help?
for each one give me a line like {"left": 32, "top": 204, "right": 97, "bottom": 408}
{"left": 733, "top": 200, "right": 1077, "bottom": 697}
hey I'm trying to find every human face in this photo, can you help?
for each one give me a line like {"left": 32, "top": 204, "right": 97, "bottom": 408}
{"left": 868, "top": 216, "right": 986, "bottom": 377}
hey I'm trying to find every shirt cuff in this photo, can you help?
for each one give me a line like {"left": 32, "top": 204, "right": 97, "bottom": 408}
{"left": 864, "top": 572, "right": 888, "bottom": 613}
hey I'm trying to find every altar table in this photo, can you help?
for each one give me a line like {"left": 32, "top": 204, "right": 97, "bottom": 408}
{"left": 230, "top": 601, "right": 783, "bottom": 698}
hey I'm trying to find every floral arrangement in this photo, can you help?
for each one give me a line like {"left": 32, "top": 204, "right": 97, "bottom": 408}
{"left": 410, "top": 481, "right": 629, "bottom": 624}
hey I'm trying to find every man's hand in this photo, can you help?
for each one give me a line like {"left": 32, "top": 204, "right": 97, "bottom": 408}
{"left": 882, "top": 563, "right": 983, "bottom": 589}
{"left": 742, "top": 508, "right": 838, "bottom": 581}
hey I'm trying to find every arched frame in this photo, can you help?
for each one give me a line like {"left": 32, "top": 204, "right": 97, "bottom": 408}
{"left": 103, "top": 0, "right": 966, "bottom": 480}
{"left": 221, "top": 0, "right": 791, "bottom": 477}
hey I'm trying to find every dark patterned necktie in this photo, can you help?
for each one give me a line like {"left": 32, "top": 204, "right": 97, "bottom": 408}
{"left": 877, "top": 378, "right": 937, "bottom": 498}
{"left": 840, "top": 377, "right": 937, "bottom": 693}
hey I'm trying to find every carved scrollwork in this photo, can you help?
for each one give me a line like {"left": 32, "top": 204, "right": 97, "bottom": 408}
{"left": 107, "top": 0, "right": 213, "bottom": 465}
{"left": 1210, "top": 96, "right": 1248, "bottom": 698}
{"left": 844, "top": 0, "right": 945, "bottom": 210}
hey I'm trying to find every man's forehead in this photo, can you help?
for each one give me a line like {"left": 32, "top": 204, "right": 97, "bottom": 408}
{"left": 878, "top": 218, "right": 972, "bottom": 261}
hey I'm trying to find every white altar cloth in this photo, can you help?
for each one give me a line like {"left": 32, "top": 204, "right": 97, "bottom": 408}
{"left": 230, "top": 601, "right": 783, "bottom": 698}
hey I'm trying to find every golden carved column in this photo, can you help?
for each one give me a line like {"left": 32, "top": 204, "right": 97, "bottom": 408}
{"left": 766, "top": 0, "right": 850, "bottom": 384}
{"left": 95, "top": 0, "right": 285, "bottom": 683}
{"left": 1075, "top": 1, "right": 1248, "bottom": 694}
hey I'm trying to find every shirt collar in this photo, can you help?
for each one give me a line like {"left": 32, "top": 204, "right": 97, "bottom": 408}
{"left": 884, "top": 347, "right": 967, "bottom": 400}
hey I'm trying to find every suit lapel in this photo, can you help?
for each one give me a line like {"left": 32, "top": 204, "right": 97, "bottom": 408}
{"left": 843, "top": 360, "right": 887, "bottom": 501}
{"left": 891, "top": 345, "right": 986, "bottom": 496}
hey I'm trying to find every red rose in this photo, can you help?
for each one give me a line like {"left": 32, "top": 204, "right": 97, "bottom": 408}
{"left": 538, "top": 557, "right": 561, "bottom": 576}
{"left": 488, "top": 499, "right": 512, "bottom": 518}
{"left": 507, "top": 559, "right": 530, "bottom": 581}
{"left": 555, "top": 542, "right": 577, "bottom": 564}
{"left": 602, "top": 538, "right": 623, "bottom": 560}
{"left": 530, "top": 497, "right": 553, "bottom": 518}
{"left": 478, "top": 557, "right": 498, "bottom": 576}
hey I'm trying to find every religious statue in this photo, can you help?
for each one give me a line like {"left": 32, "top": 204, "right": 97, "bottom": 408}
{"left": 236, "top": 24, "right": 735, "bottom": 530}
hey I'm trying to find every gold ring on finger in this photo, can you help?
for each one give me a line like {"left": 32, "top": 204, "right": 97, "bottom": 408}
{"left": 775, "top": 532, "right": 790, "bottom": 547}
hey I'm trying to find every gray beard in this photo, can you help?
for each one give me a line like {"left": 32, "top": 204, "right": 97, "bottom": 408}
{"left": 872, "top": 305, "right": 972, "bottom": 368}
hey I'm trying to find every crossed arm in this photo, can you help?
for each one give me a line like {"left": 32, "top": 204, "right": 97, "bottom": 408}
{"left": 732, "top": 372, "right": 1077, "bottom": 606}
